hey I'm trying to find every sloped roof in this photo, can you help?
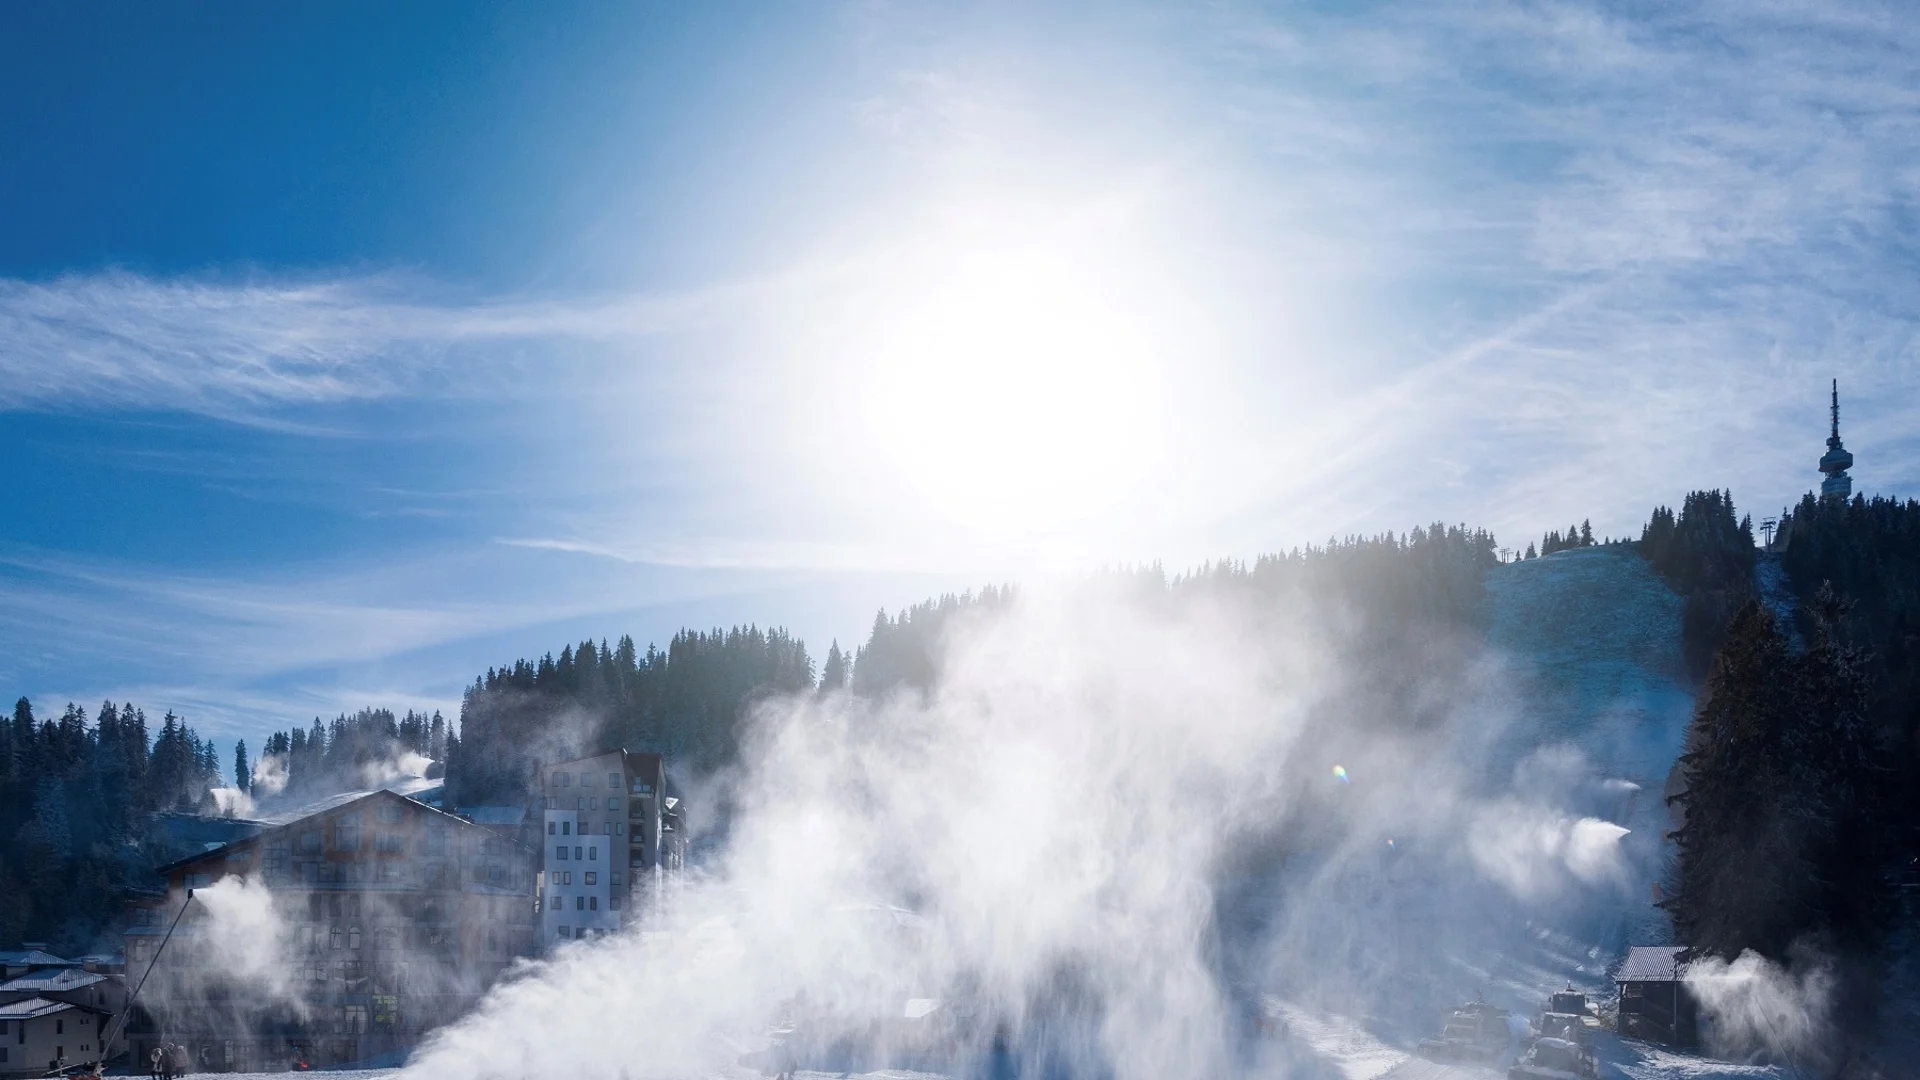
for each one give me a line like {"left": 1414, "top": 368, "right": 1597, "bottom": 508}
{"left": 253, "top": 788, "right": 383, "bottom": 828}
{"left": 0, "top": 950, "right": 75, "bottom": 969}
{"left": 157, "top": 786, "right": 534, "bottom": 876}
{"left": 0, "top": 968, "right": 106, "bottom": 993}
{"left": 464, "top": 806, "right": 526, "bottom": 826}
{"left": 0, "top": 996, "right": 106, "bottom": 1020}
{"left": 1616, "top": 945, "right": 1686, "bottom": 982}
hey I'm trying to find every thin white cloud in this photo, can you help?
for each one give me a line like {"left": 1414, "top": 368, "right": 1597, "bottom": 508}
{"left": 0, "top": 271, "right": 736, "bottom": 418}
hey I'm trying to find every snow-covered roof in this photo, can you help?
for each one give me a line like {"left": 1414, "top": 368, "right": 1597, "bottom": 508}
{"left": 253, "top": 788, "right": 383, "bottom": 828}
{"left": 0, "top": 968, "right": 106, "bottom": 993}
{"left": 0, "top": 996, "right": 105, "bottom": 1020}
{"left": 0, "top": 949, "right": 75, "bottom": 969}
{"left": 1615, "top": 945, "right": 1686, "bottom": 982}
{"left": 464, "top": 806, "right": 526, "bottom": 826}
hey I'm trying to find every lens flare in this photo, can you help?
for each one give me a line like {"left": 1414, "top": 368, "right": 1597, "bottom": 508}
{"left": 1332, "top": 764, "right": 1349, "bottom": 782}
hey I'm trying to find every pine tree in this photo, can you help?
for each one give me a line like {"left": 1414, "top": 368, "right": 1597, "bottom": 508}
{"left": 819, "top": 640, "right": 849, "bottom": 694}
{"left": 1666, "top": 601, "right": 1807, "bottom": 958}
{"left": 234, "top": 739, "right": 251, "bottom": 793}
{"left": 1666, "top": 596, "right": 1891, "bottom": 960}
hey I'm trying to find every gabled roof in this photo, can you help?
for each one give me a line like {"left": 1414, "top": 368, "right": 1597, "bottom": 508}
{"left": 156, "top": 786, "right": 534, "bottom": 876}
{"left": 464, "top": 806, "right": 526, "bottom": 827}
{"left": 0, "top": 949, "right": 75, "bottom": 969}
{"left": 0, "top": 996, "right": 107, "bottom": 1020}
{"left": 1616, "top": 945, "right": 1686, "bottom": 983}
{"left": 0, "top": 968, "right": 107, "bottom": 993}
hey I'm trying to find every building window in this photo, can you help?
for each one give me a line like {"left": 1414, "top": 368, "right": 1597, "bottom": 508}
{"left": 185, "top": 872, "right": 212, "bottom": 889}
{"left": 589, "top": 897, "right": 598, "bottom": 911}
{"left": 602, "top": 823, "right": 612, "bottom": 835}
{"left": 562, "top": 871, "right": 572, "bottom": 885}
{"left": 56, "top": 1019, "right": 63, "bottom": 1034}
{"left": 562, "top": 772, "right": 572, "bottom": 787}
{"left": 589, "top": 797, "right": 599, "bottom": 810}
{"left": 608, "top": 772, "right": 620, "bottom": 789}
{"left": 330, "top": 926, "right": 343, "bottom": 949}
{"left": 584, "top": 872, "right": 597, "bottom": 885}
{"left": 555, "top": 846, "right": 568, "bottom": 861}
{"left": 608, "top": 797, "right": 620, "bottom": 812}
{"left": 615, "top": 822, "right": 625, "bottom": 835}
{"left": 557, "top": 926, "right": 570, "bottom": 938}
{"left": 575, "top": 896, "right": 584, "bottom": 910}
{"left": 547, "top": 822, "right": 556, "bottom": 835}
{"left": 611, "top": 873, "right": 622, "bottom": 886}
{"left": 588, "top": 845, "right": 597, "bottom": 861}
{"left": 610, "top": 897, "right": 621, "bottom": 910}
{"left": 574, "top": 846, "right": 583, "bottom": 860}
{"left": 561, "top": 821, "right": 571, "bottom": 836}
{"left": 348, "top": 927, "right": 362, "bottom": 950}
{"left": 576, "top": 796, "right": 584, "bottom": 810}
{"left": 377, "top": 833, "right": 405, "bottom": 854}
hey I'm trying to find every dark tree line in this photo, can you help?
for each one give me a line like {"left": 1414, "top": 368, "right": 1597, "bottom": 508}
{"left": 253, "top": 707, "right": 450, "bottom": 801}
{"left": 447, "top": 627, "right": 815, "bottom": 808}
{"left": 1640, "top": 490, "right": 1757, "bottom": 678}
{"left": 1777, "top": 494, "right": 1920, "bottom": 877}
{"left": 444, "top": 524, "right": 1501, "bottom": 811}
{"left": 0, "top": 699, "right": 225, "bottom": 951}
{"left": 1661, "top": 489, "right": 1920, "bottom": 1040}
{"left": 1665, "top": 597, "right": 1886, "bottom": 963}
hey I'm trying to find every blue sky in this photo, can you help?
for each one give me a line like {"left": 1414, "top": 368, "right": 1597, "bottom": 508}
{"left": 2, "top": 1, "right": 1917, "bottom": 747}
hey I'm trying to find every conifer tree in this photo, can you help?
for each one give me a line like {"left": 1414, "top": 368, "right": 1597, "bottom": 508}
{"left": 1666, "top": 597, "right": 1889, "bottom": 960}
{"left": 819, "top": 640, "right": 849, "bottom": 694}
{"left": 234, "top": 739, "right": 250, "bottom": 793}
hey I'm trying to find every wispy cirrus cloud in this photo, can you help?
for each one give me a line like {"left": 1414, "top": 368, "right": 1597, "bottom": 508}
{"left": 0, "top": 271, "right": 737, "bottom": 418}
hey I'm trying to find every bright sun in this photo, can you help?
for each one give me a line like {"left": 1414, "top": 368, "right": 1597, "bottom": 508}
{"left": 851, "top": 235, "right": 1166, "bottom": 543}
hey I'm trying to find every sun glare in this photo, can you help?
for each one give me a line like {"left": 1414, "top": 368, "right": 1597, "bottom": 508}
{"left": 853, "top": 239, "right": 1165, "bottom": 543}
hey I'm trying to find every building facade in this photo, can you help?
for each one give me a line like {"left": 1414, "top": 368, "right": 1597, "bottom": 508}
{"left": 125, "top": 789, "right": 537, "bottom": 1071}
{"left": 0, "top": 997, "right": 111, "bottom": 1078}
{"left": 538, "top": 750, "right": 685, "bottom": 946}
{"left": 1614, "top": 945, "right": 1697, "bottom": 1047}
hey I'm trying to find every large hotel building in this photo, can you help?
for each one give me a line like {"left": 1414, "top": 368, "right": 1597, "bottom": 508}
{"left": 539, "top": 750, "right": 686, "bottom": 944}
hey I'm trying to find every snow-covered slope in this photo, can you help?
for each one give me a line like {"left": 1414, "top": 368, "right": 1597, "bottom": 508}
{"left": 1473, "top": 546, "right": 1696, "bottom": 992}
{"left": 1271, "top": 548, "right": 1732, "bottom": 1079}
{"left": 1484, "top": 545, "right": 1694, "bottom": 787}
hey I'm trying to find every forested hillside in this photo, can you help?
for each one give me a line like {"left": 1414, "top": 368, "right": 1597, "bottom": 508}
{"left": 1654, "top": 490, "right": 1920, "bottom": 1044}
{"left": 0, "top": 700, "right": 225, "bottom": 949}
{"left": 447, "top": 627, "right": 816, "bottom": 808}
{"left": 252, "top": 707, "right": 451, "bottom": 800}
{"left": 440, "top": 523, "right": 1501, "bottom": 817}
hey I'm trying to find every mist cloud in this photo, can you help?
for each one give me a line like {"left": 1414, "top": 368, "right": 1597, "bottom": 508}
{"left": 406, "top": 580, "right": 1636, "bottom": 1080}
